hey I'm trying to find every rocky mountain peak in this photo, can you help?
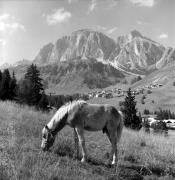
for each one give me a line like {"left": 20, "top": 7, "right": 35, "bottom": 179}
{"left": 34, "top": 29, "right": 117, "bottom": 64}
{"left": 130, "top": 30, "right": 143, "bottom": 39}
{"left": 34, "top": 29, "right": 175, "bottom": 76}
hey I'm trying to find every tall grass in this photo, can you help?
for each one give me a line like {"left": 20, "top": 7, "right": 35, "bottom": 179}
{"left": 0, "top": 101, "right": 175, "bottom": 180}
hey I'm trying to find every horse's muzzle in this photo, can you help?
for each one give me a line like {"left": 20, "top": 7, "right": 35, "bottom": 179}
{"left": 41, "top": 147, "right": 46, "bottom": 151}
{"left": 41, "top": 142, "right": 48, "bottom": 151}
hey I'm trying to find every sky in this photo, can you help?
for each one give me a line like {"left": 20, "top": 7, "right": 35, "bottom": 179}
{"left": 0, "top": 0, "right": 174, "bottom": 65}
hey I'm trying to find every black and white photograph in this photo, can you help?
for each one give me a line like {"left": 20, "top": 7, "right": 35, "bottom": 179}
{"left": 0, "top": 0, "right": 175, "bottom": 179}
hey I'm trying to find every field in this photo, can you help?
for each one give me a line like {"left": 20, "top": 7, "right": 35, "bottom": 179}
{"left": 0, "top": 101, "right": 175, "bottom": 180}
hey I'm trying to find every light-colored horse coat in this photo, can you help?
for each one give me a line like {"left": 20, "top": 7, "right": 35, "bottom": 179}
{"left": 41, "top": 100, "right": 123, "bottom": 165}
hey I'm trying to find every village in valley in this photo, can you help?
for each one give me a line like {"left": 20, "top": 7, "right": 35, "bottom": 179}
{"left": 86, "top": 82, "right": 163, "bottom": 99}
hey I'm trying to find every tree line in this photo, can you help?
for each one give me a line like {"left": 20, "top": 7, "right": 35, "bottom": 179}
{"left": 0, "top": 64, "right": 48, "bottom": 111}
{"left": 0, "top": 69, "right": 17, "bottom": 101}
{"left": 143, "top": 108, "right": 175, "bottom": 120}
{"left": 0, "top": 64, "right": 89, "bottom": 111}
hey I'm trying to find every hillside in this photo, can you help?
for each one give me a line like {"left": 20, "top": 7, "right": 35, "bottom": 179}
{"left": 130, "top": 64, "right": 175, "bottom": 112}
{"left": 0, "top": 101, "right": 175, "bottom": 180}
{"left": 39, "top": 58, "right": 125, "bottom": 94}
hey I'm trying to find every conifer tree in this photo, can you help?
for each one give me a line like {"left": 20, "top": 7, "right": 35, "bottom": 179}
{"left": 8, "top": 71, "right": 17, "bottom": 100}
{"left": 122, "top": 88, "right": 142, "bottom": 130}
{"left": 0, "top": 69, "right": 11, "bottom": 100}
{"left": 18, "top": 64, "right": 44, "bottom": 106}
{"left": 0, "top": 70, "right": 2, "bottom": 97}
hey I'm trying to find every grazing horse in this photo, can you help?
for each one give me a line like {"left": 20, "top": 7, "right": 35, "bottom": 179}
{"left": 41, "top": 100, "right": 123, "bottom": 165}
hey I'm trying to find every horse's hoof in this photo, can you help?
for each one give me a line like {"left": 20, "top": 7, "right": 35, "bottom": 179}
{"left": 81, "top": 158, "right": 86, "bottom": 163}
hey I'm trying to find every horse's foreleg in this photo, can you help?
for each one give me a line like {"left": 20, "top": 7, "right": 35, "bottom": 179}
{"left": 75, "top": 127, "right": 86, "bottom": 163}
{"left": 74, "top": 128, "right": 79, "bottom": 159}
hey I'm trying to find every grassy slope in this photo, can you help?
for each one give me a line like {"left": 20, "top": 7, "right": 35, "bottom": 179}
{"left": 130, "top": 64, "right": 175, "bottom": 112}
{"left": 0, "top": 101, "right": 175, "bottom": 180}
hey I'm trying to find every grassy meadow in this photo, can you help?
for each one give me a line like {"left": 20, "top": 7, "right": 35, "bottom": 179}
{"left": 0, "top": 101, "right": 175, "bottom": 180}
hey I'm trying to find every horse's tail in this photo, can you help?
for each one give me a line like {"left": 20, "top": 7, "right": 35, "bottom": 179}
{"left": 116, "top": 110, "right": 124, "bottom": 142}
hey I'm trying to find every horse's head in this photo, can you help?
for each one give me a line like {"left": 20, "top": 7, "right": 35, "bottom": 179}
{"left": 41, "top": 125, "right": 55, "bottom": 151}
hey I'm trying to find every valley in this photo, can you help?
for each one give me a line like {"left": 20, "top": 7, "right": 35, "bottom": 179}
{"left": 1, "top": 29, "right": 175, "bottom": 112}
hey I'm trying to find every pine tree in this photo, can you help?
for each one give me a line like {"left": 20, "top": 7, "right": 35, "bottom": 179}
{"left": 122, "top": 88, "right": 142, "bottom": 130}
{"left": 9, "top": 72, "right": 17, "bottom": 100}
{"left": 0, "top": 70, "right": 2, "bottom": 98}
{"left": 18, "top": 64, "right": 44, "bottom": 106}
{"left": 0, "top": 69, "right": 11, "bottom": 100}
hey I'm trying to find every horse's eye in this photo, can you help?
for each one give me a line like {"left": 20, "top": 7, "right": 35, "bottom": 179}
{"left": 43, "top": 134, "right": 46, "bottom": 139}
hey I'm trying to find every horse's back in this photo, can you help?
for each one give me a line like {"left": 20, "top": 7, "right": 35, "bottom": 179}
{"left": 78, "top": 103, "right": 120, "bottom": 131}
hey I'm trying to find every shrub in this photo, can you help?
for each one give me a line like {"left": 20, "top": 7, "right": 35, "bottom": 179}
{"left": 142, "top": 119, "right": 150, "bottom": 133}
{"left": 143, "top": 109, "right": 150, "bottom": 115}
{"left": 151, "top": 121, "right": 168, "bottom": 135}
{"left": 141, "top": 95, "right": 146, "bottom": 104}
{"left": 131, "top": 76, "right": 142, "bottom": 84}
{"left": 147, "top": 89, "right": 152, "bottom": 94}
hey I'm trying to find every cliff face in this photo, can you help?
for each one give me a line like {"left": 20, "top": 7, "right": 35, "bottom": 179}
{"left": 34, "top": 29, "right": 175, "bottom": 75}
{"left": 34, "top": 29, "right": 117, "bottom": 65}
{"left": 108, "top": 30, "right": 168, "bottom": 74}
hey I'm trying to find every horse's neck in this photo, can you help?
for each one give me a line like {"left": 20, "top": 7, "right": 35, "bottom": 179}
{"left": 47, "top": 118, "right": 56, "bottom": 131}
{"left": 47, "top": 111, "right": 68, "bottom": 136}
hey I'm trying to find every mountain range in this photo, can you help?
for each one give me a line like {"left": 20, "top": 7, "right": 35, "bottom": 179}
{"left": 34, "top": 29, "right": 175, "bottom": 75}
{"left": 1, "top": 29, "right": 175, "bottom": 94}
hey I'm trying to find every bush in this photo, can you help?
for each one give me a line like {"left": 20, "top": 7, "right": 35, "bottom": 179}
{"left": 119, "top": 101, "right": 124, "bottom": 107}
{"left": 151, "top": 121, "right": 168, "bottom": 135}
{"left": 131, "top": 76, "right": 142, "bottom": 84}
{"left": 141, "top": 96, "right": 145, "bottom": 104}
{"left": 142, "top": 119, "right": 150, "bottom": 133}
{"left": 147, "top": 89, "right": 152, "bottom": 94}
{"left": 143, "top": 109, "right": 150, "bottom": 115}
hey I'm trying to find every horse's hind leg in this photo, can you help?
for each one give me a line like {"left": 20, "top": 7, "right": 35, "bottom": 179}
{"left": 111, "top": 140, "right": 117, "bottom": 165}
{"left": 106, "top": 127, "right": 118, "bottom": 165}
{"left": 75, "top": 127, "right": 87, "bottom": 163}
{"left": 108, "top": 135, "right": 118, "bottom": 165}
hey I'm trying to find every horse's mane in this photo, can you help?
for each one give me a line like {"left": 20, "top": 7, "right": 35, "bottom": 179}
{"left": 61, "top": 99, "right": 86, "bottom": 112}
{"left": 53, "top": 99, "right": 87, "bottom": 122}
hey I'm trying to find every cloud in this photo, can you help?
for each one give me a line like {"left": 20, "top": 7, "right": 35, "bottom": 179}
{"left": 45, "top": 8, "right": 72, "bottom": 25}
{"left": 96, "top": 25, "right": 107, "bottom": 31}
{"left": 0, "top": 39, "right": 6, "bottom": 46}
{"left": 129, "top": 0, "right": 155, "bottom": 7}
{"left": 108, "top": 0, "right": 119, "bottom": 8}
{"left": 137, "top": 20, "right": 143, "bottom": 25}
{"left": 159, "top": 33, "right": 168, "bottom": 39}
{"left": 68, "top": 0, "right": 78, "bottom": 4}
{"left": 107, "top": 27, "right": 118, "bottom": 34}
{"left": 87, "top": 0, "right": 97, "bottom": 14}
{"left": 137, "top": 20, "right": 150, "bottom": 26}
{"left": 0, "top": 13, "right": 11, "bottom": 21}
{"left": 0, "top": 13, "right": 25, "bottom": 34}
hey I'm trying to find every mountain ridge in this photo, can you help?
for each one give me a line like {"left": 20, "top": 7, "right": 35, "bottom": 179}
{"left": 2, "top": 29, "right": 175, "bottom": 94}
{"left": 34, "top": 29, "right": 175, "bottom": 76}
